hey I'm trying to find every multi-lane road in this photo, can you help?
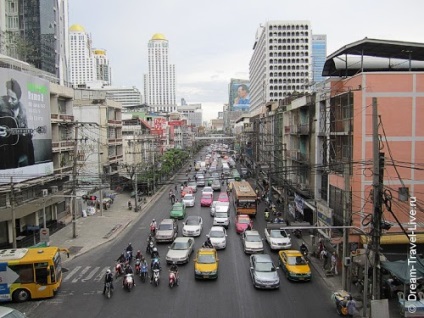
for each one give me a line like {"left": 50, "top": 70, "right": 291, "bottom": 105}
{"left": 8, "top": 152, "right": 340, "bottom": 318}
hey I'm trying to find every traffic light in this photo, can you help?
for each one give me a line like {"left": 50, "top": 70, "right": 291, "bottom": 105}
{"left": 89, "top": 195, "right": 97, "bottom": 201}
{"left": 82, "top": 195, "right": 97, "bottom": 201}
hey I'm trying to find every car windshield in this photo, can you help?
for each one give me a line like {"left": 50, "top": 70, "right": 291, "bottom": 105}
{"left": 202, "top": 194, "right": 212, "bottom": 199}
{"left": 246, "top": 234, "right": 261, "bottom": 242}
{"left": 198, "top": 254, "right": 216, "bottom": 264}
{"left": 287, "top": 256, "right": 307, "bottom": 265}
{"left": 158, "top": 223, "right": 173, "bottom": 230}
{"left": 215, "top": 212, "right": 228, "bottom": 218}
{"left": 270, "top": 230, "right": 288, "bottom": 238}
{"left": 255, "top": 262, "right": 274, "bottom": 272}
{"left": 210, "top": 231, "right": 224, "bottom": 238}
{"left": 171, "top": 241, "right": 189, "bottom": 250}
{"left": 184, "top": 195, "right": 193, "bottom": 200}
{"left": 217, "top": 202, "right": 229, "bottom": 207}
{"left": 238, "top": 218, "right": 250, "bottom": 224}
{"left": 173, "top": 205, "right": 183, "bottom": 211}
{"left": 186, "top": 218, "right": 199, "bottom": 225}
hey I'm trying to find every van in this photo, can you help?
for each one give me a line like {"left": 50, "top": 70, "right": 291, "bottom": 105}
{"left": 222, "top": 163, "right": 230, "bottom": 176}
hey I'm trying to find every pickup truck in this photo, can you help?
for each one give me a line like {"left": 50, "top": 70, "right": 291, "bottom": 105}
{"left": 264, "top": 223, "right": 292, "bottom": 250}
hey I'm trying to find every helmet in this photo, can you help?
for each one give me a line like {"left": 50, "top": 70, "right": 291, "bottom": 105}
{"left": 173, "top": 261, "right": 177, "bottom": 265}
{"left": 128, "top": 243, "right": 132, "bottom": 246}
{"left": 152, "top": 219, "right": 155, "bottom": 222}
{"left": 106, "top": 269, "right": 111, "bottom": 274}
{"left": 137, "top": 250, "right": 140, "bottom": 253}
{"left": 153, "top": 247, "right": 158, "bottom": 252}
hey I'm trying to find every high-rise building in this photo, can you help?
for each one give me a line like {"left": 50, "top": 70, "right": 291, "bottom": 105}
{"left": 69, "top": 24, "right": 96, "bottom": 87}
{"left": 312, "top": 34, "right": 327, "bottom": 83}
{"left": 93, "top": 49, "right": 111, "bottom": 85}
{"left": 143, "top": 33, "right": 176, "bottom": 112}
{"left": 250, "top": 21, "right": 312, "bottom": 114}
{"left": 0, "top": 0, "right": 70, "bottom": 85}
{"left": 178, "top": 103, "right": 203, "bottom": 127}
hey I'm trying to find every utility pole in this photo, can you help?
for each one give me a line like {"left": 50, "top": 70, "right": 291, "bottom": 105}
{"left": 342, "top": 163, "right": 351, "bottom": 290}
{"left": 372, "top": 97, "right": 384, "bottom": 300}
{"left": 10, "top": 177, "right": 16, "bottom": 248}
{"left": 282, "top": 143, "right": 288, "bottom": 220}
{"left": 72, "top": 122, "right": 79, "bottom": 238}
{"left": 98, "top": 124, "right": 103, "bottom": 216}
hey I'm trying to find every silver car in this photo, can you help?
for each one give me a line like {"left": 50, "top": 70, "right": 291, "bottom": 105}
{"left": 249, "top": 254, "right": 280, "bottom": 289}
{"left": 155, "top": 218, "right": 178, "bottom": 243}
{"left": 211, "top": 179, "right": 221, "bottom": 191}
{"left": 207, "top": 226, "right": 227, "bottom": 249}
{"left": 241, "top": 230, "right": 264, "bottom": 254}
{"left": 166, "top": 237, "right": 195, "bottom": 264}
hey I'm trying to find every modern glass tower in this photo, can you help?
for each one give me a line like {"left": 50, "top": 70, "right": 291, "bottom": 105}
{"left": 143, "top": 33, "right": 176, "bottom": 112}
{"left": 312, "top": 34, "right": 327, "bottom": 84}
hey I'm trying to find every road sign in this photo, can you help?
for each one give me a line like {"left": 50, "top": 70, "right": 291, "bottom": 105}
{"left": 40, "top": 228, "right": 50, "bottom": 243}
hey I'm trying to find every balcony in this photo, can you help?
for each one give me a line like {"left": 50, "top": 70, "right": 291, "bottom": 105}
{"left": 51, "top": 113, "right": 74, "bottom": 123}
{"left": 108, "top": 119, "right": 122, "bottom": 125}
{"left": 107, "top": 138, "right": 123, "bottom": 144}
{"left": 52, "top": 140, "right": 75, "bottom": 152}
{"left": 298, "top": 124, "right": 309, "bottom": 135}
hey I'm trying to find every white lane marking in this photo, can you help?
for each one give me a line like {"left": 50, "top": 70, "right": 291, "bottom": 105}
{"left": 63, "top": 266, "right": 81, "bottom": 282}
{"left": 72, "top": 266, "right": 91, "bottom": 283}
{"left": 82, "top": 266, "right": 100, "bottom": 282}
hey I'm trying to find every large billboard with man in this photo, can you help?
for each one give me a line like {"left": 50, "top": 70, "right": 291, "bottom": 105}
{"left": 229, "top": 80, "right": 250, "bottom": 111}
{"left": 0, "top": 69, "right": 53, "bottom": 184}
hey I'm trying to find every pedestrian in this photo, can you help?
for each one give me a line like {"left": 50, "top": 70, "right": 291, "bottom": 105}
{"left": 321, "top": 248, "right": 329, "bottom": 270}
{"left": 318, "top": 238, "right": 324, "bottom": 258}
{"left": 346, "top": 295, "right": 360, "bottom": 317}
{"left": 330, "top": 252, "right": 338, "bottom": 275}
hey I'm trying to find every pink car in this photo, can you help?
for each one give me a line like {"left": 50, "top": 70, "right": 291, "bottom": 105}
{"left": 218, "top": 192, "right": 229, "bottom": 202}
{"left": 201, "top": 193, "right": 213, "bottom": 207}
{"left": 235, "top": 214, "right": 253, "bottom": 234}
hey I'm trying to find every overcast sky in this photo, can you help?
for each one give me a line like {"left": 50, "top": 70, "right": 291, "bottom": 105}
{"left": 69, "top": 0, "right": 423, "bottom": 121}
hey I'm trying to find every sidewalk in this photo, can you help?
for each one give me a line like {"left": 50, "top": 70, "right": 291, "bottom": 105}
{"left": 49, "top": 188, "right": 164, "bottom": 263}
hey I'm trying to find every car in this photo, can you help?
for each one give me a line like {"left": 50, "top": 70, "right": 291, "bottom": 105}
{"left": 182, "top": 193, "right": 196, "bottom": 207}
{"left": 241, "top": 167, "right": 249, "bottom": 177}
{"left": 213, "top": 211, "right": 230, "bottom": 229}
{"left": 170, "top": 202, "right": 186, "bottom": 219}
{"left": 155, "top": 218, "right": 179, "bottom": 243}
{"left": 194, "top": 248, "right": 219, "bottom": 280}
{"left": 202, "top": 186, "right": 214, "bottom": 195}
{"left": 187, "top": 181, "right": 198, "bottom": 193}
{"left": 211, "top": 178, "right": 221, "bottom": 191}
{"left": 218, "top": 192, "right": 229, "bottom": 202}
{"left": 211, "top": 201, "right": 229, "bottom": 216}
{"left": 0, "top": 306, "right": 26, "bottom": 318}
{"left": 181, "top": 187, "right": 194, "bottom": 197}
{"left": 182, "top": 216, "right": 203, "bottom": 237}
{"left": 166, "top": 237, "right": 195, "bottom": 264}
{"left": 235, "top": 214, "right": 253, "bottom": 234}
{"left": 211, "top": 172, "right": 220, "bottom": 179}
{"left": 241, "top": 230, "right": 264, "bottom": 254}
{"left": 200, "top": 193, "right": 213, "bottom": 207}
{"left": 196, "top": 175, "right": 206, "bottom": 186}
{"left": 206, "top": 177, "right": 214, "bottom": 186}
{"left": 207, "top": 226, "right": 227, "bottom": 249}
{"left": 264, "top": 224, "right": 292, "bottom": 250}
{"left": 249, "top": 254, "right": 280, "bottom": 289}
{"left": 278, "top": 250, "right": 312, "bottom": 281}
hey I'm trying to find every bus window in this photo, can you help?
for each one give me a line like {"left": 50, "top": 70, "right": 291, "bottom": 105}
{"left": 8, "top": 264, "right": 34, "bottom": 284}
{"left": 35, "top": 263, "right": 49, "bottom": 285}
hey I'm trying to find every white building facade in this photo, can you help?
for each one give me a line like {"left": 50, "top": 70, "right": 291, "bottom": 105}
{"left": 249, "top": 21, "right": 312, "bottom": 115}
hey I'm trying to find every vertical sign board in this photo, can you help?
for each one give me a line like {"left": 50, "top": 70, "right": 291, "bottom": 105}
{"left": 0, "top": 262, "right": 19, "bottom": 301}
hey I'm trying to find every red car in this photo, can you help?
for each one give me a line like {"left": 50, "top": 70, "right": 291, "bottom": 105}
{"left": 218, "top": 192, "right": 229, "bottom": 202}
{"left": 200, "top": 193, "right": 213, "bottom": 207}
{"left": 235, "top": 214, "right": 253, "bottom": 234}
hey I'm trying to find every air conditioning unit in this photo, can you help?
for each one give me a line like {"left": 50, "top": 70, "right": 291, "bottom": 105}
{"left": 42, "top": 189, "right": 48, "bottom": 197}
{"left": 51, "top": 186, "right": 58, "bottom": 194}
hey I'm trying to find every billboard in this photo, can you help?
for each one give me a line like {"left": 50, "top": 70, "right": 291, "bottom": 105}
{"left": 0, "top": 69, "right": 53, "bottom": 184}
{"left": 230, "top": 82, "right": 250, "bottom": 111}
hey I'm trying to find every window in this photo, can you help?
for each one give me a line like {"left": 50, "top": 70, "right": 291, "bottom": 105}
{"left": 9, "top": 264, "right": 34, "bottom": 284}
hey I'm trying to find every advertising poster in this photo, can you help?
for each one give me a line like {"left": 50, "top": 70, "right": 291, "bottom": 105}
{"left": 230, "top": 82, "right": 250, "bottom": 111}
{"left": 0, "top": 69, "right": 53, "bottom": 184}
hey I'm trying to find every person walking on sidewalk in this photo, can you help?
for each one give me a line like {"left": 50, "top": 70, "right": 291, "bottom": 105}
{"left": 330, "top": 252, "right": 338, "bottom": 275}
{"left": 321, "top": 247, "right": 329, "bottom": 270}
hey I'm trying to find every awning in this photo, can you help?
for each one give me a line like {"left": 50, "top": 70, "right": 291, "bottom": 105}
{"left": 360, "top": 234, "right": 424, "bottom": 245}
{"left": 381, "top": 258, "right": 424, "bottom": 284}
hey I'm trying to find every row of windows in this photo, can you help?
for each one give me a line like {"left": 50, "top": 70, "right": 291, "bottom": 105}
{"left": 270, "top": 84, "right": 307, "bottom": 90}
{"left": 269, "top": 31, "right": 309, "bottom": 38}
{"left": 270, "top": 65, "right": 309, "bottom": 71}
{"left": 269, "top": 89, "right": 307, "bottom": 100}
{"left": 269, "top": 71, "right": 309, "bottom": 77}
{"left": 269, "top": 52, "right": 308, "bottom": 57}
{"left": 269, "top": 45, "right": 309, "bottom": 50}
{"left": 269, "top": 58, "right": 309, "bottom": 64}
{"left": 270, "top": 78, "right": 308, "bottom": 84}
{"left": 269, "top": 38, "right": 309, "bottom": 44}
{"left": 269, "top": 24, "right": 309, "bottom": 31}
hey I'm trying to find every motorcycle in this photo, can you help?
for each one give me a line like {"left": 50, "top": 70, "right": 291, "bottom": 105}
{"left": 140, "top": 263, "right": 148, "bottom": 283}
{"left": 115, "top": 262, "right": 124, "bottom": 279}
{"left": 104, "top": 281, "right": 113, "bottom": 298}
{"left": 146, "top": 240, "right": 155, "bottom": 255}
{"left": 152, "top": 269, "right": 160, "bottom": 286}
{"left": 134, "top": 259, "right": 141, "bottom": 275}
{"left": 150, "top": 225, "right": 157, "bottom": 236}
{"left": 331, "top": 290, "right": 353, "bottom": 316}
{"left": 123, "top": 273, "right": 135, "bottom": 291}
{"left": 125, "top": 250, "right": 133, "bottom": 263}
{"left": 169, "top": 271, "right": 178, "bottom": 288}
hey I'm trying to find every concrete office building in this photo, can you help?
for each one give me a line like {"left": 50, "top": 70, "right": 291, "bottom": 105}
{"left": 312, "top": 34, "right": 327, "bottom": 84}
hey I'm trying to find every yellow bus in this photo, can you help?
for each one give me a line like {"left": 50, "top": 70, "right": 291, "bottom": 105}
{"left": 0, "top": 247, "right": 69, "bottom": 302}
{"left": 232, "top": 180, "right": 257, "bottom": 216}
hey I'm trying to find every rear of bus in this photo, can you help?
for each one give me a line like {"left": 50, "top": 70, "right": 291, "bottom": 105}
{"left": 0, "top": 247, "right": 68, "bottom": 302}
{"left": 232, "top": 181, "right": 257, "bottom": 217}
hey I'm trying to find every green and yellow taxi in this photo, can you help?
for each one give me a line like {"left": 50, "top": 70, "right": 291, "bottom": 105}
{"left": 278, "top": 250, "right": 311, "bottom": 281}
{"left": 170, "top": 202, "right": 186, "bottom": 219}
{"left": 194, "top": 248, "right": 219, "bottom": 280}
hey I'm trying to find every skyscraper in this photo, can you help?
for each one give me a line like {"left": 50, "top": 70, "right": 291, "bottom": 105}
{"left": 93, "top": 49, "right": 111, "bottom": 85}
{"left": 69, "top": 24, "right": 95, "bottom": 87}
{"left": 250, "top": 21, "right": 312, "bottom": 114}
{"left": 312, "top": 34, "right": 327, "bottom": 83}
{"left": 143, "top": 33, "right": 176, "bottom": 113}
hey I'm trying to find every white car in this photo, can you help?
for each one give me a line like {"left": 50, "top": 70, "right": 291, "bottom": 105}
{"left": 213, "top": 211, "right": 230, "bottom": 229}
{"left": 211, "top": 201, "right": 229, "bottom": 217}
{"left": 182, "top": 215, "right": 203, "bottom": 237}
{"left": 166, "top": 237, "right": 195, "bottom": 264}
{"left": 202, "top": 186, "right": 214, "bottom": 195}
{"left": 182, "top": 193, "right": 195, "bottom": 207}
{"left": 241, "top": 230, "right": 264, "bottom": 254}
{"left": 264, "top": 226, "right": 292, "bottom": 250}
{"left": 207, "top": 226, "right": 227, "bottom": 249}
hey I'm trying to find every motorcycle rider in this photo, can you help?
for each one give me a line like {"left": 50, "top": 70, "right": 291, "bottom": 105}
{"left": 150, "top": 219, "right": 157, "bottom": 235}
{"left": 126, "top": 243, "right": 133, "bottom": 259}
{"left": 169, "top": 261, "right": 179, "bottom": 285}
{"left": 150, "top": 257, "right": 161, "bottom": 283}
{"left": 151, "top": 247, "right": 160, "bottom": 259}
{"left": 135, "top": 250, "right": 142, "bottom": 260}
{"left": 123, "top": 264, "right": 135, "bottom": 288}
{"left": 116, "top": 252, "right": 126, "bottom": 264}
{"left": 204, "top": 237, "right": 213, "bottom": 248}
{"left": 103, "top": 269, "right": 114, "bottom": 294}
{"left": 300, "top": 242, "right": 308, "bottom": 256}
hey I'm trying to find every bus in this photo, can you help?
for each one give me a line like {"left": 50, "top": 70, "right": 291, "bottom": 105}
{"left": 232, "top": 180, "right": 257, "bottom": 217}
{"left": 231, "top": 169, "right": 241, "bottom": 181}
{"left": 0, "top": 247, "right": 69, "bottom": 302}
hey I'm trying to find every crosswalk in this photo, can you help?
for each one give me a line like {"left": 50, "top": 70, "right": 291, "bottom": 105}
{"left": 63, "top": 266, "right": 111, "bottom": 284}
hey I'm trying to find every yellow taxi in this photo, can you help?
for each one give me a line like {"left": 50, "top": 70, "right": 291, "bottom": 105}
{"left": 194, "top": 248, "right": 219, "bottom": 280}
{"left": 278, "top": 250, "right": 311, "bottom": 281}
